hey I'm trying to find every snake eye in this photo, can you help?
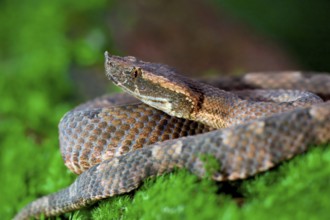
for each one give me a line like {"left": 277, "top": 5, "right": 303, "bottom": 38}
{"left": 131, "top": 68, "right": 141, "bottom": 78}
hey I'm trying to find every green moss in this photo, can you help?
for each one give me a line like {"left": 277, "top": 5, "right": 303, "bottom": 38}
{"left": 88, "top": 171, "right": 236, "bottom": 220}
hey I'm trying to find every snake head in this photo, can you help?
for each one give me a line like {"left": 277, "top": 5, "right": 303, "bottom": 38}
{"left": 104, "top": 51, "right": 204, "bottom": 119}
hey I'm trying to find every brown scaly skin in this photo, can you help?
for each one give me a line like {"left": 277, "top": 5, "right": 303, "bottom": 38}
{"left": 202, "top": 72, "right": 330, "bottom": 100}
{"left": 59, "top": 94, "right": 213, "bottom": 174}
{"left": 14, "top": 53, "right": 330, "bottom": 219}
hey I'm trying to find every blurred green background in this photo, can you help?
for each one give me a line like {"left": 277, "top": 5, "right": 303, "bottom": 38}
{"left": 1, "top": 0, "right": 330, "bottom": 219}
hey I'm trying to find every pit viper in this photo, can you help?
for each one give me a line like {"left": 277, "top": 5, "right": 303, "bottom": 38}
{"left": 14, "top": 52, "right": 330, "bottom": 219}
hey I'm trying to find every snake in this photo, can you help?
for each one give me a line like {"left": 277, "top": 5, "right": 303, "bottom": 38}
{"left": 14, "top": 52, "right": 330, "bottom": 219}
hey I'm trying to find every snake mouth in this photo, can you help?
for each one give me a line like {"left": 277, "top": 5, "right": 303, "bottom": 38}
{"left": 104, "top": 51, "right": 131, "bottom": 86}
{"left": 105, "top": 70, "right": 117, "bottom": 84}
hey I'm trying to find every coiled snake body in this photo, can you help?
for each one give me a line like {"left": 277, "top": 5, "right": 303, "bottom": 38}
{"left": 15, "top": 52, "right": 330, "bottom": 219}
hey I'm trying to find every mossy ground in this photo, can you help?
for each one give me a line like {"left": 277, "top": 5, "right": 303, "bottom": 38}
{"left": 1, "top": 1, "right": 330, "bottom": 220}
